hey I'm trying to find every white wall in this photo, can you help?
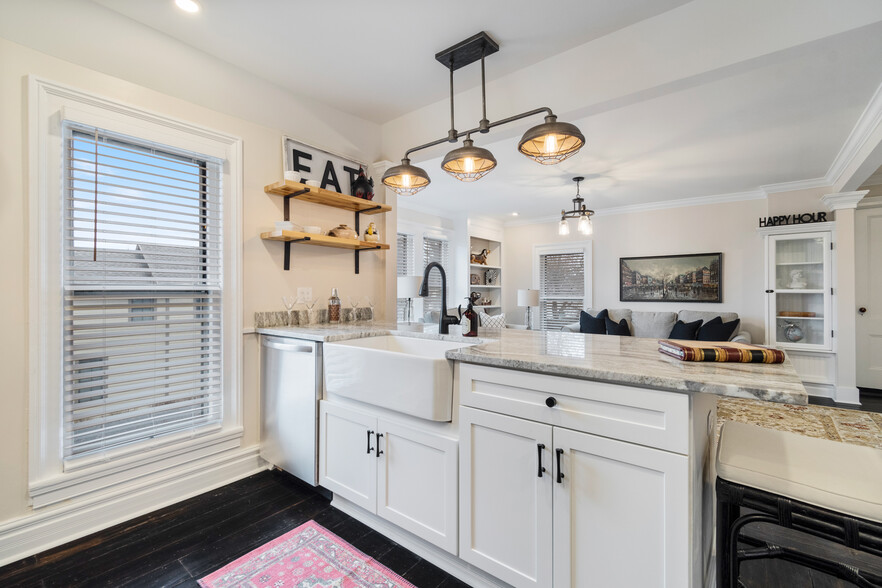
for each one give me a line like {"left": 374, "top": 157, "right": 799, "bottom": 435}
{"left": 503, "top": 198, "right": 769, "bottom": 339}
{"left": 0, "top": 29, "right": 385, "bottom": 535}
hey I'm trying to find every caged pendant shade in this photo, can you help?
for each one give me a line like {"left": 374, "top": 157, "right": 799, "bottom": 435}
{"left": 381, "top": 158, "right": 431, "bottom": 196}
{"left": 441, "top": 138, "right": 497, "bottom": 182}
{"left": 518, "top": 115, "right": 585, "bottom": 164}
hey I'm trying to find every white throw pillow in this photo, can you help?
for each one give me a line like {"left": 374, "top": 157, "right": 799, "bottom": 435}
{"left": 480, "top": 312, "right": 506, "bottom": 328}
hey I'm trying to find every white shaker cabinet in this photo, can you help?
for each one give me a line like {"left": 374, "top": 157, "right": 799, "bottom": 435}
{"left": 459, "top": 364, "right": 693, "bottom": 588}
{"left": 319, "top": 401, "right": 459, "bottom": 553}
{"left": 459, "top": 407, "right": 554, "bottom": 587}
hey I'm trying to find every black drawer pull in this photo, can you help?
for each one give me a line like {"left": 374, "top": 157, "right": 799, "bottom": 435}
{"left": 537, "top": 443, "right": 546, "bottom": 477}
{"left": 376, "top": 433, "right": 384, "bottom": 457}
{"left": 556, "top": 448, "right": 565, "bottom": 484}
{"left": 366, "top": 430, "right": 374, "bottom": 454}
{"left": 545, "top": 397, "right": 557, "bottom": 408}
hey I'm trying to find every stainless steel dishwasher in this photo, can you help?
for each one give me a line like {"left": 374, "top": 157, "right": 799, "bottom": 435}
{"left": 260, "top": 336, "right": 321, "bottom": 485}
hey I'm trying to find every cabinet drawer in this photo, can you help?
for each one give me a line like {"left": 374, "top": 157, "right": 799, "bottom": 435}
{"left": 459, "top": 364, "right": 689, "bottom": 454}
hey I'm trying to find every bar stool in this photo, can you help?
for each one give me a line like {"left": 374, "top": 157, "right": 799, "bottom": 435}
{"left": 716, "top": 421, "right": 882, "bottom": 588}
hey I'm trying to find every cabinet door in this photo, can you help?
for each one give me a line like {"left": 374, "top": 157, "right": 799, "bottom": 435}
{"left": 552, "top": 427, "right": 689, "bottom": 588}
{"left": 376, "top": 419, "right": 458, "bottom": 554}
{"left": 768, "top": 231, "right": 832, "bottom": 350}
{"left": 318, "top": 401, "right": 376, "bottom": 512}
{"left": 459, "top": 407, "right": 553, "bottom": 588}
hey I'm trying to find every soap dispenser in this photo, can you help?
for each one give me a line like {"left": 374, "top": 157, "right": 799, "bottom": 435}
{"left": 462, "top": 296, "right": 478, "bottom": 337}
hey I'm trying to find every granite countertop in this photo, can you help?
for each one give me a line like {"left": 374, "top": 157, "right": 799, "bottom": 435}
{"left": 447, "top": 329, "right": 808, "bottom": 405}
{"left": 256, "top": 324, "right": 807, "bottom": 405}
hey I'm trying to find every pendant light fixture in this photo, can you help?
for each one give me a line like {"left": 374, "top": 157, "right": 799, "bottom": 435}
{"left": 558, "top": 176, "right": 594, "bottom": 236}
{"left": 382, "top": 32, "right": 584, "bottom": 196}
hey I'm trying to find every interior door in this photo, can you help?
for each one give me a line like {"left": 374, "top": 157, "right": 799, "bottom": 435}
{"left": 376, "top": 418, "right": 458, "bottom": 554}
{"left": 459, "top": 407, "right": 553, "bottom": 588}
{"left": 318, "top": 401, "right": 377, "bottom": 512}
{"left": 552, "top": 427, "right": 689, "bottom": 588}
{"left": 856, "top": 205, "right": 882, "bottom": 389}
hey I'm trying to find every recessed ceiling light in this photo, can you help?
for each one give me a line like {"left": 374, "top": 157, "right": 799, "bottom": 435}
{"left": 175, "top": 0, "right": 200, "bottom": 13}
{"left": 511, "top": 212, "right": 519, "bottom": 216}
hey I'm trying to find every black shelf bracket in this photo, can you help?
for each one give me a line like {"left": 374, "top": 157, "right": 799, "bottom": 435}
{"left": 352, "top": 205, "right": 382, "bottom": 275}
{"left": 282, "top": 188, "right": 311, "bottom": 221}
{"left": 283, "top": 237, "right": 311, "bottom": 271}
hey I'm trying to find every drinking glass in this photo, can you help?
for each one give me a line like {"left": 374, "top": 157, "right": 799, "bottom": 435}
{"left": 282, "top": 296, "right": 297, "bottom": 325}
{"left": 366, "top": 296, "right": 375, "bottom": 323}
{"left": 303, "top": 298, "right": 319, "bottom": 324}
{"left": 349, "top": 296, "right": 361, "bottom": 322}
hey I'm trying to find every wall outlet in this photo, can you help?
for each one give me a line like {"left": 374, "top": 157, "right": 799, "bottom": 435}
{"left": 297, "top": 287, "right": 312, "bottom": 302}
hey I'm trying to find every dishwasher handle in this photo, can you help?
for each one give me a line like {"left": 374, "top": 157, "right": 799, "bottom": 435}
{"left": 262, "top": 337, "right": 315, "bottom": 353}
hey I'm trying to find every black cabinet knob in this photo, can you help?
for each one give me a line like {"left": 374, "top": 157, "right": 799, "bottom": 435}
{"left": 859, "top": 307, "right": 867, "bottom": 314}
{"left": 765, "top": 289, "right": 774, "bottom": 294}
{"left": 545, "top": 397, "right": 557, "bottom": 408}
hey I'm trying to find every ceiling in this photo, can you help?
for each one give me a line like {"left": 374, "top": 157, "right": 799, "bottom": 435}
{"left": 86, "top": 0, "right": 882, "bottom": 221}
{"left": 89, "top": 0, "right": 692, "bottom": 124}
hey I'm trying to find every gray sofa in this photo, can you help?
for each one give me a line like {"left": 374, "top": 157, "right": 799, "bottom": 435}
{"left": 561, "top": 308, "right": 751, "bottom": 344}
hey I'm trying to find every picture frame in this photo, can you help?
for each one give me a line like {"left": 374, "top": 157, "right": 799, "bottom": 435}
{"left": 620, "top": 252, "right": 722, "bottom": 303}
{"left": 470, "top": 273, "right": 481, "bottom": 285}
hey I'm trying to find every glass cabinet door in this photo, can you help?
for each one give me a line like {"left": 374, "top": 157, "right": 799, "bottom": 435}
{"left": 768, "top": 232, "right": 832, "bottom": 350}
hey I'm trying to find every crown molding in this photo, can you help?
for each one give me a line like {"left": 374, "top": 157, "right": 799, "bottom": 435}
{"left": 825, "top": 81, "right": 882, "bottom": 188}
{"left": 760, "top": 178, "right": 829, "bottom": 194}
{"left": 821, "top": 190, "right": 868, "bottom": 211}
{"left": 857, "top": 194, "right": 882, "bottom": 209}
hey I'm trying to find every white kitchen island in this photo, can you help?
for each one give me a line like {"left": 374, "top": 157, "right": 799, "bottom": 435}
{"left": 257, "top": 325, "right": 807, "bottom": 588}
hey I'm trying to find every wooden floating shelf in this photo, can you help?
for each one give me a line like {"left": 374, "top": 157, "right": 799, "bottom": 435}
{"left": 261, "top": 230, "right": 390, "bottom": 251}
{"left": 265, "top": 180, "right": 391, "bottom": 215}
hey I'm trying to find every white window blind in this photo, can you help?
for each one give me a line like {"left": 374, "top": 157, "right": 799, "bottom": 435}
{"left": 396, "top": 233, "right": 413, "bottom": 321}
{"left": 63, "top": 123, "right": 224, "bottom": 461}
{"left": 422, "top": 236, "right": 449, "bottom": 315}
{"left": 539, "top": 251, "right": 585, "bottom": 330}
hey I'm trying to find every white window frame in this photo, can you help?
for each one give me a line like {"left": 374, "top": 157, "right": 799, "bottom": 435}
{"left": 398, "top": 220, "right": 454, "bottom": 320}
{"left": 532, "top": 242, "right": 593, "bottom": 330}
{"left": 28, "top": 77, "right": 244, "bottom": 508}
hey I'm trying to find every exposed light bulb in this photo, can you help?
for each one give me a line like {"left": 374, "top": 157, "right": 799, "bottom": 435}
{"left": 175, "top": 0, "right": 201, "bottom": 13}
{"left": 402, "top": 174, "right": 411, "bottom": 187}
{"left": 464, "top": 157, "right": 475, "bottom": 173}
{"left": 558, "top": 218, "right": 570, "bottom": 236}
{"left": 544, "top": 133, "right": 558, "bottom": 154}
{"left": 577, "top": 214, "right": 590, "bottom": 235}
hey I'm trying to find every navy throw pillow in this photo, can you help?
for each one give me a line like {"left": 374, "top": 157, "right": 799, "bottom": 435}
{"left": 668, "top": 319, "right": 703, "bottom": 340}
{"left": 697, "top": 316, "right": 741, "bottom": 341}
{"left": 605, "top": 317, "right": 631, "bottom": 336}
{"left": 579, "top": 309, "right": 608, "bottom": 334}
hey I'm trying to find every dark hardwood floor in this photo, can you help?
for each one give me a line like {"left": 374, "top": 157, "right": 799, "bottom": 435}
{"left": 0, "top": 470, "right": 467, "bottom": 588}
{"left": 1, "top": 468, "right": 876, "bottom": 587}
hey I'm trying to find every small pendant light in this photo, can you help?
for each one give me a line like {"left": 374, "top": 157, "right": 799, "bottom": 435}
{"left": 441, "top": 137, "right": 497, "bottom": 182}
{"left": 381, "top": 157, "right": 431, "bottom": 196}
{"left": 518, "top": 115, "right": 586, "bottom": 165}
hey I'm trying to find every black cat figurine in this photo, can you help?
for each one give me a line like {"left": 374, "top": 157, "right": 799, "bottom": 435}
{"left": 351, "top": 167, "right": 374, "bottom": 200}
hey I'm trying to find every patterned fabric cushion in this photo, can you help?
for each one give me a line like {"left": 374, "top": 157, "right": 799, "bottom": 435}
{"left": 480, "top": 312, "right": 506, "bottom": 328}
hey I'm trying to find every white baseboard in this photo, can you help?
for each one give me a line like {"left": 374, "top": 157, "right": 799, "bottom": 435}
{"left": 0, "top": 445, "right": 266, "bottom": 567}
{"left": 835, "top": 385, "right": 861, "bottom": 405}
{"left": 331, "top": 497, "right": 510, "bottom": 588}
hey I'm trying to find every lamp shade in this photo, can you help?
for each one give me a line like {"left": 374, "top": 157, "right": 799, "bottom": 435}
{"left": 397, "top": 275, "right": 424, "bottom": 299}
{"left": 518, "top": 115, "right": 585, "bottom": 165}
{"left": 517, "top": 289, "right": 540, "bottom": 307}
{"left": 441, "top": 138, "right": 497, "bottom": 182}
{"left": 382, "top": 158, "right": 431, "bottom": 196}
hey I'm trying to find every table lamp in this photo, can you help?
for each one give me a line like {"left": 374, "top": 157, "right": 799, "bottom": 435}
{"left": 518, "top": 289, "right": 540, "bottom": 330}
{"left": 398, "top": 276, "right": 424, "bottom": 323}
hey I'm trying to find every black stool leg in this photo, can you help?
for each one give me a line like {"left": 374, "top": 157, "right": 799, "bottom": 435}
{"left": 717, "top": 478, "right": 741, "bottom": 588}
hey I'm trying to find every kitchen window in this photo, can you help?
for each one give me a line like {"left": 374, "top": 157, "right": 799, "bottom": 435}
{"left": 533, "top": 242, "right": 592, "bottom": 330}
{"left": 29, "top": 78, "right": 243, "bottom": 507}
{"left": 396, "top": 232, "right": 414, "bottom": 321}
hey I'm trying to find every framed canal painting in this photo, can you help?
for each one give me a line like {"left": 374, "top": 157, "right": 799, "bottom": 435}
{"left": 620, "top": 252, "right": 722, "bottom": 303}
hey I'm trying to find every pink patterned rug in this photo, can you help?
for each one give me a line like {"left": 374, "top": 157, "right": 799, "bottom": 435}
{"left": 198, "top": 520, "right": 416, "bottom": 588}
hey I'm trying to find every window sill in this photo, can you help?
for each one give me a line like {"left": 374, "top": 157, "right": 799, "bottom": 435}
{"left": 29, "top": 426, "right": 244, "bottom": 509}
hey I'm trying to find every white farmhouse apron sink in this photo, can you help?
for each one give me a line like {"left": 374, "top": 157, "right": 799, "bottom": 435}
{"left": 323, "top": 336, "right": 474, "bottom": 421}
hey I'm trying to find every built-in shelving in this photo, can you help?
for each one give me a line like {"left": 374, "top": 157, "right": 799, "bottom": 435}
{"left": 468, "top": 237, "right": 503, "bottom": 315}
{"left": 262, "top": 180, "right": 391, "bottom": 272}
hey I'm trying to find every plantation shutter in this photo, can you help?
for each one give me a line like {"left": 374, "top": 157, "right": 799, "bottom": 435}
{"left": 539, "top": 251, "right": 584, "bottom": 330}
{"left": 63, "top": 122, "right": 224, "bottom": 461}
{"left": 396, "top": 233, "right": 413, "bottom": 321}
{"left": 422, "top": 236, "right": 449, "bottom": 315}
